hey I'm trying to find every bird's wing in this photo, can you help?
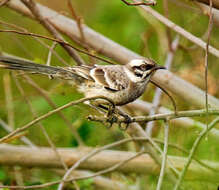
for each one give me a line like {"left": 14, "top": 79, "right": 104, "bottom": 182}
{"left": 90, "top": 65, "right": 129, "bottom": 91}
{"left": 67, "top": 65, "right": 94, "bottom": 81}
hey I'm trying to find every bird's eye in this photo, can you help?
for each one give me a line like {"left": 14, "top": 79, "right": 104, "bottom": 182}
{"left": 140, "top": 64, "right": 147, "bottom": 71}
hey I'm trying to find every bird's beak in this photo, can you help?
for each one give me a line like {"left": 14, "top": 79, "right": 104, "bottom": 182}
{"left": 153, "top": 65, "right": 166, "bottom": 71}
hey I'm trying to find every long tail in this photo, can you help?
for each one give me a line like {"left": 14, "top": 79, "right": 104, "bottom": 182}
{"left": 0, "top": 55, "right": 80, "bottom": 81}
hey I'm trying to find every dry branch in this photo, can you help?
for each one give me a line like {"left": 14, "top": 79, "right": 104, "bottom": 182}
{"left": 193, "top": 0, "right": 219, "bottom": 10}
{"left": 23, "top": 75, "right": 84, "bottom": 145}
{"left": 20, "top": 0, "right": 85, "bottom": 66}
{"left": 196, "top": 2, "right": 219, "bottom": 26}
{"left": 134, "top": 0, "right": 219, "bottom": 57}
{"left": 5, "top": 0, "right": 219, "bottom": 108}
{"left": 89, "top": 108, "right": 219, "bottom": 123}
{"left": 121, "top": 0, "right": 156, "bottom": 6}
{"left": 55, "top": 169, "right": 131, "bottom": 190}
{"left": 128, "top": 100, "right": 219, "bottom": 139}
{"left": 0, "top": 144, "right": 218, "bottom": 182}
{"left": 174, "top": 116, "right": 219, "bottom": 189}
{"left": 0, "top": 96, "right": 114, "bottom": 143}
{"left": 146, "top": 37, "right": 179, "bottom": 136}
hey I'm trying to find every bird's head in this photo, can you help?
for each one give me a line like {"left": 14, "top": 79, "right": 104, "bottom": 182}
{"left": 125, "top": 59, "right": 165, "bottom": 83}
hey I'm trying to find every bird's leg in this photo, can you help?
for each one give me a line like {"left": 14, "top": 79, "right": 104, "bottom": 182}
{"left": 88, "top": 101, "right": 132, "bottom": 130}
{"left": 88, "top": 101, "right": 117, "bottom": 128}
{"left": 115, "top": 108, "right": 132, "bottom": 130}
{"left": 97, "top": 104, "right": 132, "bottom": 130}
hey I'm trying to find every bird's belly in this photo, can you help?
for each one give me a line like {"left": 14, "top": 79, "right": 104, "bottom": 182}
{"left": 82, "top": 83, "right": 146, "bottom": 106}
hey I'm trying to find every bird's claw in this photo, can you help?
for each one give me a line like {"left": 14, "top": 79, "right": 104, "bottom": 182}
{"left": 106, "top": 115, "right": 118, "bottom": 128}
{"left": 119, "top": 114, "right": 132, "bottom": 130}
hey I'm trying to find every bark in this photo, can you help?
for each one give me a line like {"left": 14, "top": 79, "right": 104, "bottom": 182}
{"left": 0, "top": 144, "right": 218, "bottom": 182}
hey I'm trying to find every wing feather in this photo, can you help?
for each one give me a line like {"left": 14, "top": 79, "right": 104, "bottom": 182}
{"left": 90, "top": 66, "right": 129, "bottom": 91}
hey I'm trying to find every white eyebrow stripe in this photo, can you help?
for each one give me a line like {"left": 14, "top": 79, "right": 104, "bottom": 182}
{"left": 129, "top": 59, "right": 144, "bottom": 67}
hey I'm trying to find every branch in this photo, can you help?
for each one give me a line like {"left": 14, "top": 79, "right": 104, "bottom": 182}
{"left": 0, "top": 96, "right": 114, "bottom": 144}
{"left": 133, "top": 0, "right": 219, "bottom": 58}
{"left": 0, "top": 29, "right": 115, "bottom": 65}
{"left": 0, "top": 0, "right": 9, "bottom": 7}
{"left": 88, "top": 109, "right": 219, "bottom": 124}
{"left": 174, "top": 116, "right": 219, "bottom": 189}
{"left": 156, "top": 121, "right": 169, "bottom": 190}
{"left": 196, "top": 3, "right": 219, "bottom": 27}
{"left": 0, "top": 20, "right": 69, "bottom": 65}
{"left": 146, "top": 37, "right": 179, "bottom": 136}
{"left": 0, "top": 118, "right": 36, "bottom": 147}
{"left": 0, "top": 148, "right": 146, "bottom": 189}
{"left": 204, "top": 0, "right": 213, "bottom": 131}
{"left": 174, "top": 2, "right": 215, "bottom": 189}
{"left": 55, "top": 169, "right": 131, "bottom": 190}
{"left": 57, "top": 149, "right": 144, "bottom": 190}
{"left": 128, "top": 100, "right": 219, "bottom": 139}
{"left": 0, "top": 145, "right": 218, "bottom": 182}
{"left": 13, "top": 75, "right": 69, "bottom": 172}
{"left": 20, "top": 0, "right": 85, "bottom": 66}
{"left": 193, "top": 0, "right": 219, "bottom": 10}
{"left": 121, "top": 0, "right": 156, "bottom": 6}
{"left": 22, "top": 75, "right": 84, "bottom": 145}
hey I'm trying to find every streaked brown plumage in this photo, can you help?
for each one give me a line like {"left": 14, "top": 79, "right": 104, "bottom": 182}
{"left": 0, "top": 55, "right": 165, "bottom": 105}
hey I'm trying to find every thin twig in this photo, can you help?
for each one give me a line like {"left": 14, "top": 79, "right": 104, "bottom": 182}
{"left": 156, "top": 121, "right": 169, "bottom": 190}
{"left": 0, "top": 96, "right": 114, "bottom": 144}
{"left": 174, "top": 116, "right": 219, "bottom": 190}
{"left": 0, "top": 19, "right": 69, "bottom": 66}
{"left": 129, "top": 100, "right": 219, "bottom": 139}
{"left": 3, "top": 73, "right": 14, "bottom": 128}
{"left": 173, "top": 2, "right": 215, "bottom": 189}
{"left": 163, "top": 0, "right": 172, "bottom": 51}
{"left": 0, "top": 29, "right": 115, "bottom": 65}
{"left": 22, "top": 75, "right": 84, "bottom": 145}
{"left": 154, "top": 138, "right": 218, "bottom": 172}
{"left": 149, "top": 80, "right": 177, "bottom": 115}
{"left": 121, "top": 0, "right": 156, "bottom": 6}
{"left": 194, "top": 0, "right": 219, "bottom": 10}
{"left": 46, "top": 42, "right": 57, "bottom": 66}
{"left": 13, "top": 74, "right": 68, "bottom": 170}
{"left": 14, "top": 75, "right": 79, "bottom": 189}
{"left": 20, "top": 0, "right": 85, "bottom": 66}
{"left": 0, "top": 118, "right": 36, "bottom": 147}
{"left": 3, "top": 72, "right": 25, "bottom": 186}
{"left": 146, "top": 36, "right": 179, "bottom": 136}
{"left": 67, "top": 0, "right": 96, "bottom": 65}
{"left": 0, "top": 0, "right": 9, "bottom": 7}
{"left": 67, "top": 0, "right": 85, "bottom": 42}
{"left": 132, "top": 0, "right": 219, "bottom": 58}
{"left": 57, "top": 137, "right": 144, "bottom": 190}
{"left": 204, "top": 0, "right": 213, "bottom": 131}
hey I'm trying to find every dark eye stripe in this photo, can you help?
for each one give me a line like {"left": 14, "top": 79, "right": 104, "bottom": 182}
{"left": 134, "top": 72, "right": 143, "bottom": 78}
{"left": 134, "top": 64, "right": 154, "bottom": 71}
{"left": 145, "top": 64, "right": 154, "bottom": 70}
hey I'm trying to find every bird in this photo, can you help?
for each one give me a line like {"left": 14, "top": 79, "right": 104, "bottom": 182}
{"left": 0, "top": 55, "right": 165, "bottom": 106}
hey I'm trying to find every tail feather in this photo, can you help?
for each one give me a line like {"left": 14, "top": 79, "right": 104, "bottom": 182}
{"left": 0, "top": 55, "right": 80, "bottom": 81}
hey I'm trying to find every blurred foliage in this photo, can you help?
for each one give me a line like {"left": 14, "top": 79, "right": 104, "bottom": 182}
{"left": 0, "top": 0, "right": 219, "bottom": 189}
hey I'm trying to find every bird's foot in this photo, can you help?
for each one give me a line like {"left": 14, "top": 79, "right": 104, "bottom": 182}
{"left": 105, "top": 104, "right": 117, "bottom": 128}
{"left": 118, "top": 113, "right": 132, "bottom": 130}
